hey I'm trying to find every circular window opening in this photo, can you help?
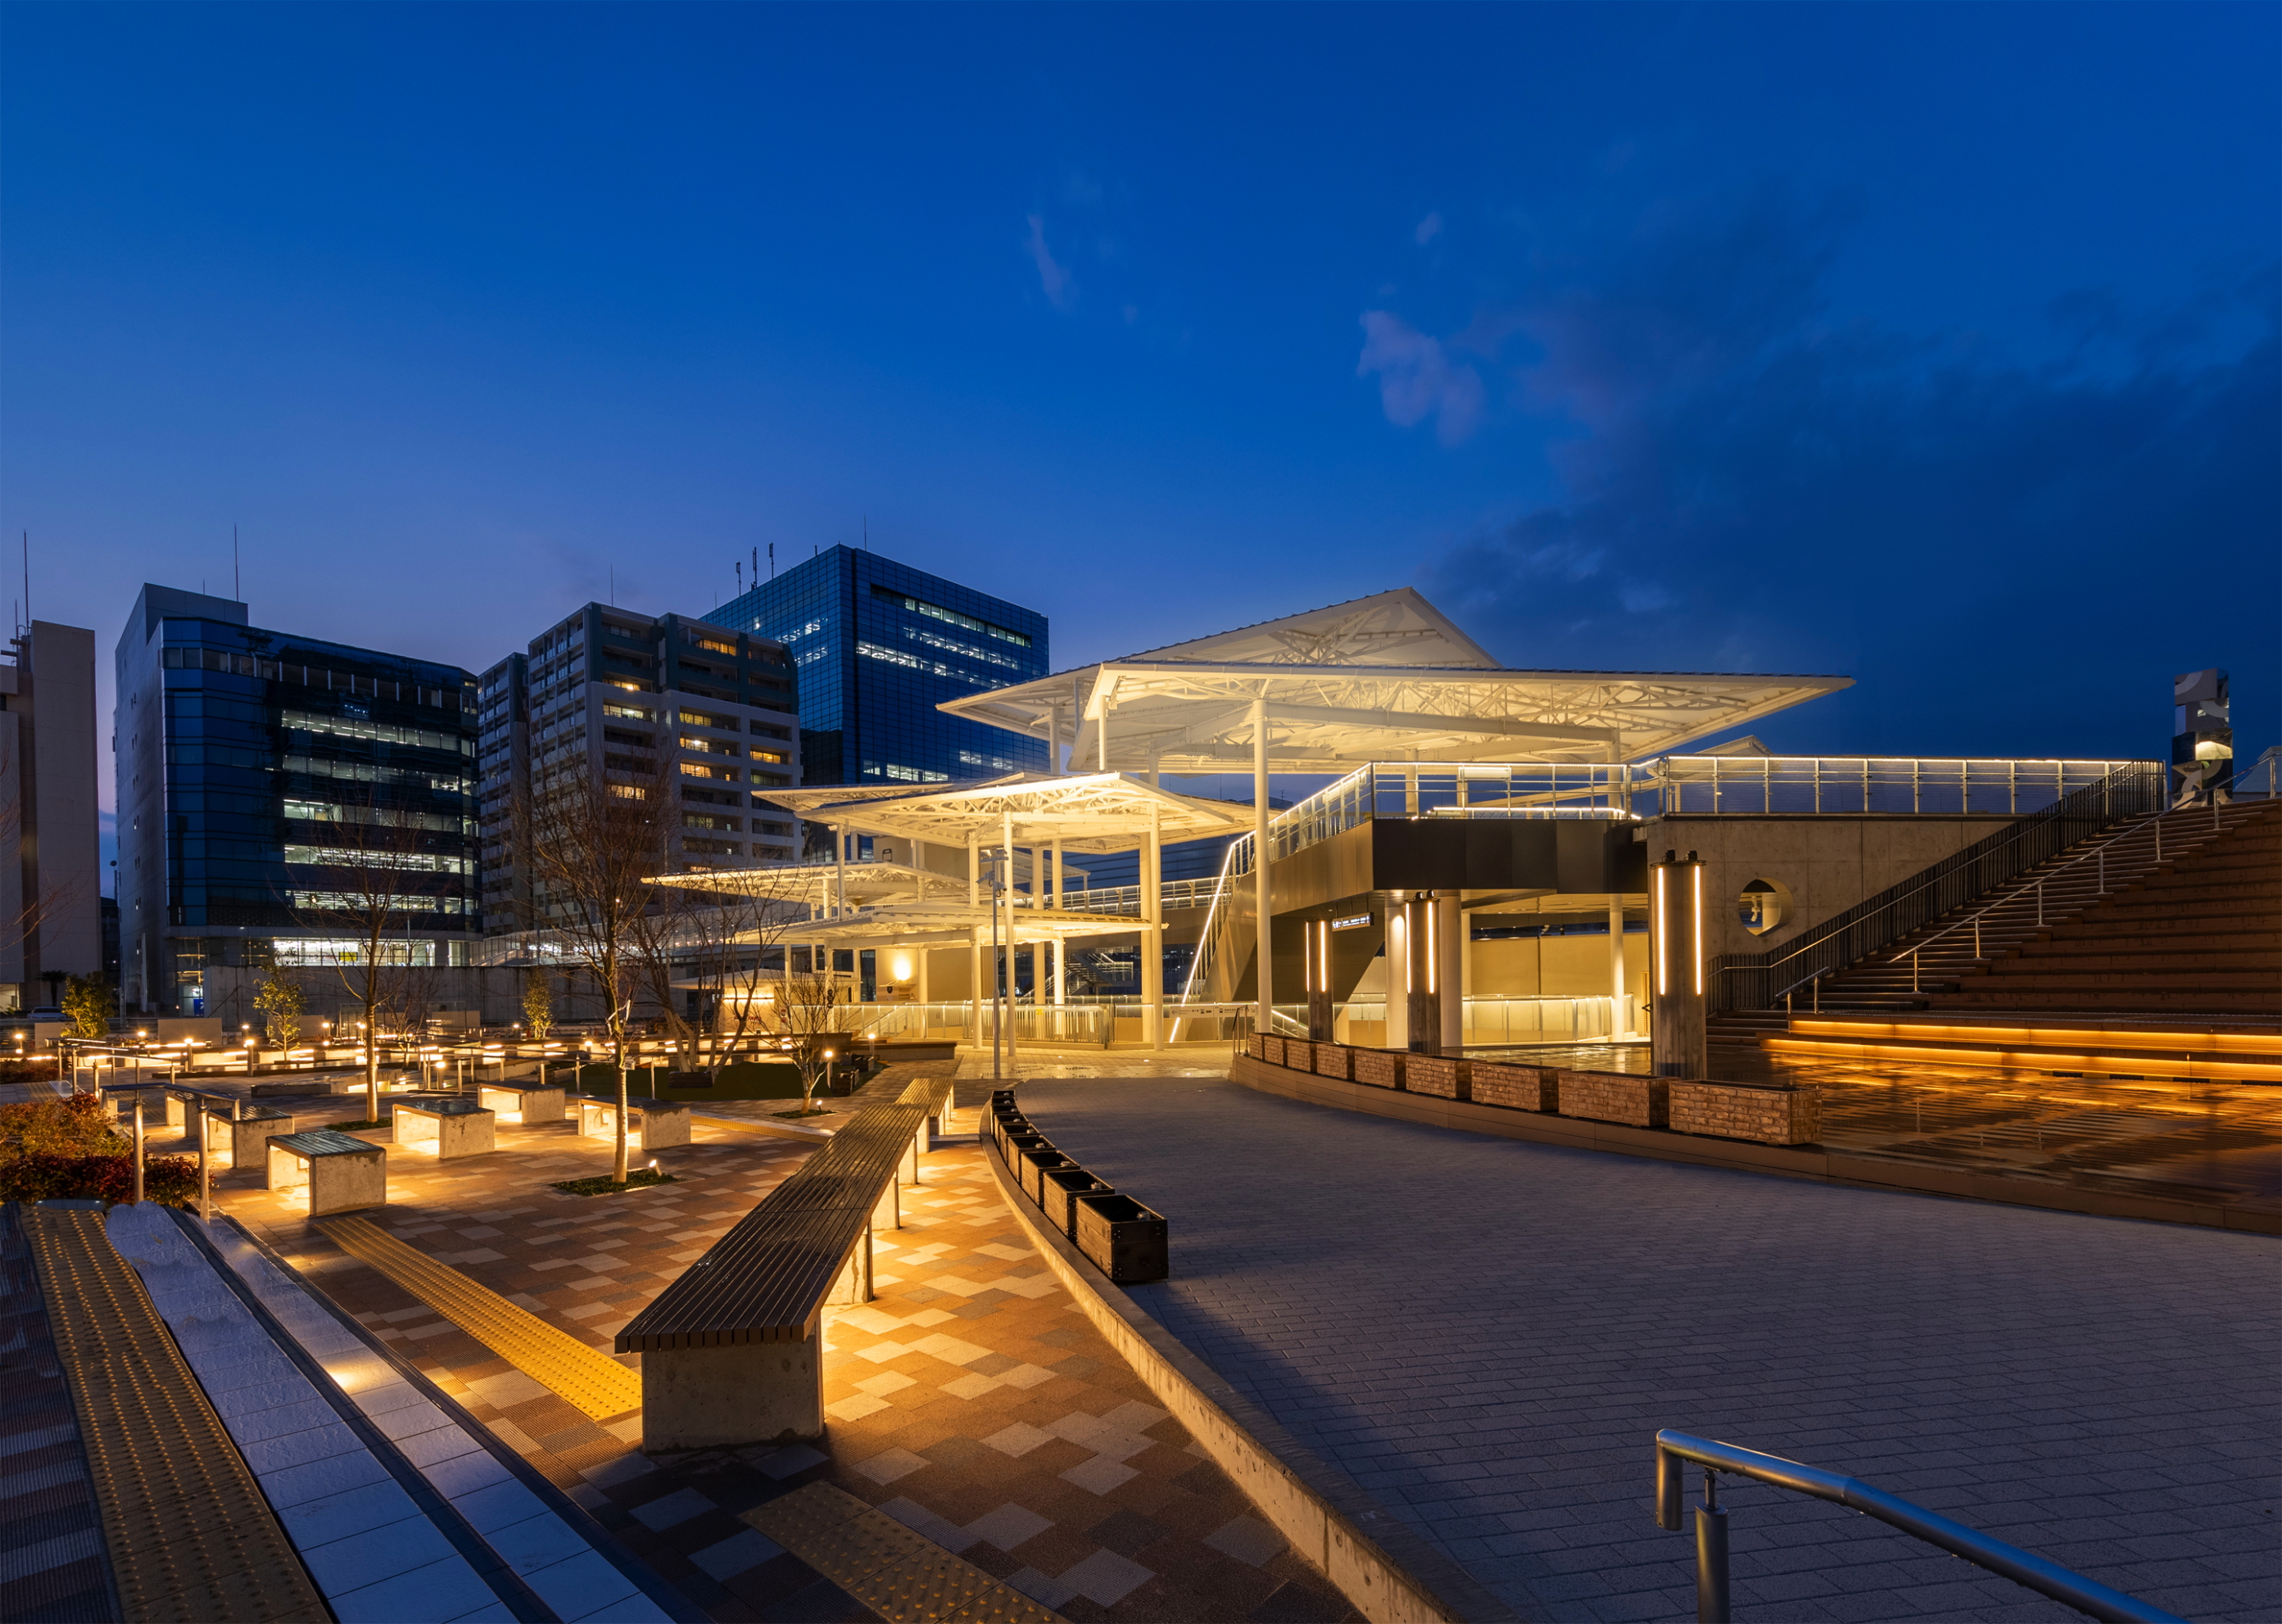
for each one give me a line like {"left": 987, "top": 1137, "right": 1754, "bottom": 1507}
{"left": 1738, "top": 878, "right": 1791, "bottom": 936}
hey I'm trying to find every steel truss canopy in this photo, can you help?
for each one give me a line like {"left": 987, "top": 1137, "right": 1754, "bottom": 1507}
{"left": 752, "top": 771, "right": 1251, "bottom": 853}
{"left": 756, "top": 899, "right": 1155, "bottom": 948}
{"left": 644, "top": 859, "right": 960, "bottom": 904}
{"left": 936, "top": 588, "right": 1853, "bottom": 771}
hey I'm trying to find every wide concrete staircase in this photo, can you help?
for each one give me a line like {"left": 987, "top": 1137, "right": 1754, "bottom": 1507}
{"left": 1712, "top": 798, "right": 2280, "bottom": 1079}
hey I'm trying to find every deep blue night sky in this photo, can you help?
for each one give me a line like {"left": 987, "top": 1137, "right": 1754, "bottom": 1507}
{"left": 4, "top": 2, "right": 2275, "bottom": 835}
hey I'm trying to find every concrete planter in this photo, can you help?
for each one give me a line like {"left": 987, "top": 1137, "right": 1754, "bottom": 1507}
{"left": 1350, "top": 1049, "right": 1406, "bottom": 1091}
{"left": 1038, "top": 1166, "right": 1113, "bottom": 1238}
{"left": 1468, "top": 1061, "right": 1556, "bottom": 1112}
{"left": 1018, "top": 1147, "right": 1073, "bottom": 1206}
{"left": 1312, "top": 1043, "right": 1352, "bottom": 1081}
{"left": 1072, "top": 1192, "right": 1169, "bottom": 1283}
{"left": 1403, "top": 1056, "right": 1469, "bottom": 1101}
{"left": 1555, "top": 1070, "right": 1668, "bottom": 1129}
{"left": 1670, "top": 1080, "right": 1821, "bottom": 1146}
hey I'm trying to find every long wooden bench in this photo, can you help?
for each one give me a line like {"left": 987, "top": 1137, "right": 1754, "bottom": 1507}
{"left": 617, "top": 1101, "right": 930, "bottom": 1448}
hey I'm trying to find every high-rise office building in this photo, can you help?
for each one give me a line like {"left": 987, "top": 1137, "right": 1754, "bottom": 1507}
{"left": 113, "top": 586, "right": 480, "bottom": 1015}
{"left": 0, "top": 621, "right": 102, "bottom": 1011}
{"left": 475, "top": 604, "right": 799, "bottom": 933}
{"left": 717, "top": 546, "right": 1049, "bottom": 788}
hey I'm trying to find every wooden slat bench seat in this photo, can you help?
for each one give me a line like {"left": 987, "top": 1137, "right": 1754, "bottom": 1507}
{"left": 617, "top": 1100, "right": 935, "bottom": 1449}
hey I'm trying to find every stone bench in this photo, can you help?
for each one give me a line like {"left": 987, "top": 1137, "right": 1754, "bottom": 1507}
{"left": 576, "top": 1096, "right": 691, "bottom": 1149}
{"left": 393, "top": 1098, "right": 496, "bottom": 1158}
{"left": 475, "top": 1081, "right": 566, "bottom": 1124}
{"left": 201, "top": 1104, "right": 302, "bottom": 1169}
{"left": 265, "top": 1129, "right": 386, "bottom": 1216}
{"left": 618, "top": 1101, "right": 933, "bottom": 1450}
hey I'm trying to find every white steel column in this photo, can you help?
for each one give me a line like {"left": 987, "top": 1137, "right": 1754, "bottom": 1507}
{"left": 1252, "top": 699, "right": 1272, "bottom": 1036}
{"left": 1384, "top": 906, "right": 1410, "bottom": 1050}
{"left": 1052, "top": 841, "right": 1066, "bottom": 1007}
{"left": 967, "top": 832, "right": 981, "bottom": 1052}
{"left": 1002, "top": 812, "right": 1018, "bottom": 1066}
{"left": 1608, "top": 893, "right": 1628, "bottom": 1037}
{"left": 833, "top": 826, "right": 847, "bottom": 917}
{"left": 1143, "top": 804, "right": 1164, "bottom": 1049}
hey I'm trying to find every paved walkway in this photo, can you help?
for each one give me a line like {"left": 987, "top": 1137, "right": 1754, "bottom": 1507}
{"left": 1016, "top": 1077, "right": 2280, "bottom": 1624}
{"left": 211, "top": 1106, "right": 1354, "bottom": 1623}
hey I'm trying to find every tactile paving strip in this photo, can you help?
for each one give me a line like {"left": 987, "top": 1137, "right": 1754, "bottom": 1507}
{"left": 24, "top": 1207, "right": 329, "bottom": 1624}
{"left": 743, "top": 1480, "right": 1063, "bottom": 1624}
{"left": 319, "top": 1213, "right": 643, "bottom": 1419}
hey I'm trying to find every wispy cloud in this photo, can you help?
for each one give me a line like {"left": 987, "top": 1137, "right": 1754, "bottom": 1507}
{"left": 1023, "top": 214, "right": 1075, "bottom": 311}
{"left": 1415, "top": 210, "right": 1443, "bottom": 246}
{"left": 1356, "top": 310, "right": 1485, "bottom": 446}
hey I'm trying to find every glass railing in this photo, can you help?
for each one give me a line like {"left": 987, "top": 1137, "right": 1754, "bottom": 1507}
{"left": 1328, "top": 994, "right": 1634, "bottom": 1047}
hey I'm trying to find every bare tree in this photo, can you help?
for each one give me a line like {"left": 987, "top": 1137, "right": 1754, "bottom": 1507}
{"left": 290, "top": 792, "right": 459, "bottom": 1123}
{"left": 758, "top": 970, "right": 846, "bottom": 1115}
{"left": 520, "top": 749, "right": 672, "bottom": 1186}
{"left": 672, "top": 860, "right": 822, "bottom": 1064}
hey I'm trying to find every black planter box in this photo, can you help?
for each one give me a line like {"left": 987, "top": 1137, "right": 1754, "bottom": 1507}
{"left": 1018, "top": 1147, "right": 1072, "bottom": 1205}
{"left": 995, "top": 1119, "right": 1037, "bottom": 1158}
{"left": 1037, "top": 1166, "right": 1113, "bottom": 1238}
{"left": 1071, "top": 1193, "right": 1169, "bottom": 1283}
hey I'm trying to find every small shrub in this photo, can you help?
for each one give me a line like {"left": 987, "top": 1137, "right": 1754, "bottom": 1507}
{"left": 0, "top": 1151, "right": 198, "bottom": 1207}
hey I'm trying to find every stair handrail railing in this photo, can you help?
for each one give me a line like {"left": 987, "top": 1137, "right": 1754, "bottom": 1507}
{"left": 1712, "top": 761, "right": 2165, "bottom": 1011}
{"left": 1654, "top": 1429, "right": 2189, "bottom": 1624}
{"left": 1891, "top": 800, "right": 2221, "bottom": 992}
{"left": 1899, "top": 814, "right": 2132, "bottom": 990}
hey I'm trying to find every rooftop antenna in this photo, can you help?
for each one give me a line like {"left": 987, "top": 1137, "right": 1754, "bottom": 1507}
{"left": 609, "top": 565, "right": 615, "bottom": 606}
{"left": 768, "top": 543, "right": 774, "bottom": 580}
{"left": 233, "top": 524, "right": 240, "bottom": 601}
{"left": 736, "top": 560, "right": 743, "bottom": 596}
{"left": 863, "top": 515, "right": 868, "bottom": 550}
{"left": 19, "top": 531, "right": 27, "bottom": 633}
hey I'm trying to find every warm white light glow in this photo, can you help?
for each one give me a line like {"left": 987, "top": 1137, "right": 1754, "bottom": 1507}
{"left": 1691, "top": 863, "right": 1705, "bottom": 996}
{"left": 1392, "top": 913, "right": 1408, "bottom": 995}
{"left": 1424, "top": 902, "right": 1436, "bottom": 995}
{"left": 1654, "top": 866, "right": 1668, "bottom": 996}
{"left": 890, "top": 953, "right": 913, "bottom": 982}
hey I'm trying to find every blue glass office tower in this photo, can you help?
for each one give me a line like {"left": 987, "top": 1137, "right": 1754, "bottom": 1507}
{"left": 113, "top": 586, "right": 479, "bottom": 1015}
{"left": 716, "top": 547, "right": 1049, "bottom": 787}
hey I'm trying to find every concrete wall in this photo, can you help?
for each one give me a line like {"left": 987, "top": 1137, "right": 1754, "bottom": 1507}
{"left": 1639, "top": 813, "right": 2017, "bottom": 962}
{"left": 0, "top": 622, "right": 102, "bottom": 1002}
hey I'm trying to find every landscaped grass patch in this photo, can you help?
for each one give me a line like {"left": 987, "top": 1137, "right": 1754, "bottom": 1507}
{"left": 552, "top": 1169, "right": 678, "bottom": 1197}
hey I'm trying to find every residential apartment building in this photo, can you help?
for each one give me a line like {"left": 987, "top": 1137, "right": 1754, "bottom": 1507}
{"left": 113, "top": 586, "right": 479, "bottom": 1016}
{"left": 716, "top": 546, "right": 1048, "bottom": 789}
{"left": 0, "top": 621, "right": 102, "bottom": 1011}
{"left": 475, "top": 604, "right": 799, "bottom": 933}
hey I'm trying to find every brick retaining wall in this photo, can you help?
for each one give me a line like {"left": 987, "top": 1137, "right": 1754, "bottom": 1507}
{"left": 1555, "top": 1070, "right": 1668, "bottom": 1129}
{"left": 1350, "top": 1049, "right": 1405, "bottom": 1090}
{"left": 1468, "top": 1061, "right": 1556, "bottom": 1112}
{"left": 1403, "top": 1056, "right": 1468, "bottom": 1101}
{"left": 1671, "top": 1080, "right": 1819, "bottom": 1145}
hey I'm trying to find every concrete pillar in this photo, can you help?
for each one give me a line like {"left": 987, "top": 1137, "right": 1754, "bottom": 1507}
{"left": 1650, "top": 851, "right": 1708, "bottom": 1079}
{"left": 1306, "top": 919, "right": 1333, "bottom": 1041}
{"left": 1252, "top": 699, "right": 1272, "bottom": 1037}
{"left": 1608, "top": 893, "right": 1628, "bottom": 1038}
{"left": 1435, "top": 892, "right": 1463, "bottom": 1054}
{"left": 1142, "top": 806, "right": 1164, "bottom": 1049}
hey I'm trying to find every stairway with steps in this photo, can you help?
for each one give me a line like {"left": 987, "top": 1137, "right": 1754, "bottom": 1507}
{"left": 1710, "top": 798, "right": 2280, "bottom": 1076}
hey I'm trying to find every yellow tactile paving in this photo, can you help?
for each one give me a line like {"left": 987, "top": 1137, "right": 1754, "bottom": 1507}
{"left": 743, "top": 1481, "right": 1064, "bottom": 1624}
{"left": 24, "top": 1207, "right": 329, "bottom": 1624}
{"left": 319, "top": 1213, "right": 643, "bottom": 1420}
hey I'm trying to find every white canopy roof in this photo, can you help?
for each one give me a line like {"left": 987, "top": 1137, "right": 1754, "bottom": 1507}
{"left": 759, "top": 899, "right": 1152, "bottom": 947}
{"left": 752, "top": 771, "right": 1251, "bottom": 853}
{"left": 645, "top": 859, "right": 961, "bottom": 903}
{"left": 937, "top": 587, "right": 1850, "bottom": 771}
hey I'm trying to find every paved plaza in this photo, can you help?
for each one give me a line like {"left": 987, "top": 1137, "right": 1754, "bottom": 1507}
{"left": 1018, "top": 1076, "right": 2281, "bottom": 1624}
{"left": 197, "top": 1092, "right": 1356, "bottom": 1623}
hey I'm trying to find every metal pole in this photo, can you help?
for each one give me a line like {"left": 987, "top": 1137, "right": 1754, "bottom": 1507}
{"left": 1252, "top": 697, "right": 1272, "bottom": 1037}
{"left": 133, "top": 1097, "right": 146, "bottom": 1205}
{"left": 1696, "top": 1470, "right": 1731, "bottom": 1624}
{"left": 991, "top": 850, "right": 1003, "bottom": 1082}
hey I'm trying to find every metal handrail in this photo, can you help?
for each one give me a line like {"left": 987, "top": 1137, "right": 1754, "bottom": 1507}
{"left": 1896, "top": 795, "right": 2245, "bottom": 992}
{"left": 1654, "top": 1430, "right": 2189, "bottom": 1624}
{"left": 1712, "top": 762, "right": 2165, "bottom": 1011}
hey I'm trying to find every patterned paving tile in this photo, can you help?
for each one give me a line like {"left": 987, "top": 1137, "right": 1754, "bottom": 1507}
{"left": 211, "top": 1070, "right": 1363, "bottom": 1624}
